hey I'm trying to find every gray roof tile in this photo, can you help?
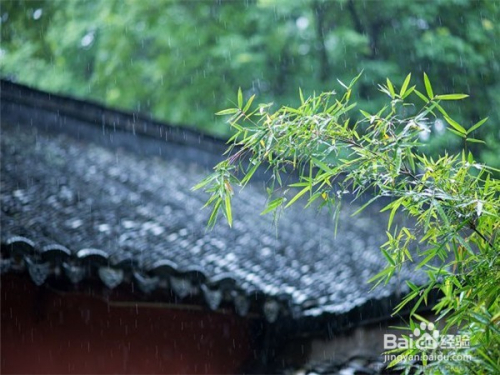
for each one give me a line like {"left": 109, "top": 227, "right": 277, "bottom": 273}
{"left": 1, "top": 80, "right": 428, "bottom": 326}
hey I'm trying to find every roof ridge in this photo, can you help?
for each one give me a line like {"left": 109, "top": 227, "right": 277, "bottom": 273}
{"left": 0, "top": 79, "right": 228, "bottom": 153}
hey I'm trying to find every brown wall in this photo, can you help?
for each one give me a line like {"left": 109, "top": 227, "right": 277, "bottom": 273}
{"left": 1, "top": 275, "right": 253, "bottom": 374}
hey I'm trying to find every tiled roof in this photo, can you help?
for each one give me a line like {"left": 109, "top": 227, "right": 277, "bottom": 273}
{"left": 0, "top": 80, "right": 427, "bottom": 327}
{"left": 283, "top": 355, "right": 406, "bottom": 375}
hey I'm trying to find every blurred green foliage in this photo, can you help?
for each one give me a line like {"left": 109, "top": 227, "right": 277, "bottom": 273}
{"left": 1, "top": 0, "right": 499, "bottom": 166}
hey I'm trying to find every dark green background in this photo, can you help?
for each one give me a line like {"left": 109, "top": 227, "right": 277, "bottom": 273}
{"left": 2, "top": 0, "right": 499, "bottom": 166}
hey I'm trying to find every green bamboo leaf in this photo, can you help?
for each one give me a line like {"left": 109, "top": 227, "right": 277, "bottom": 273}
{"left": 208, "top": 199, "right": 222, "bottom": 228}
{"left": 261, "top": 197, "right": 285, "bottom": 215}
{"left": 382, "top": 248, "right": 396, "bottom": 266}
{"left": 401, "top": 85, "right": 415, "bottom": 99}
{"left": 237, "top": 87, "right": 243, "bottom": 108}
{"left": 444, "top": 116, "right": 467, "bottom": 134}
{"left": 349, "top": 70, "right": 363, "bottom": 88}
{"left": 242, "top": 94, "right": 255, "bottom": 113}
{"left": 378, "top": 84, "right": 392, "bottom": 98}
{"left": 414, "top": 89, "right": 429, "bottom": 103}
{"left": 352, "top": 196, "right": 380, "bottom": 216}
{"left": 405, "top": 148, "right": 416, "bottom": 173}
{"left": 359, "top": 109, "right": 372, "bottom": 119}
{"left": 468, "top": 117, "right": 488, "bottom": 134}
{"left": 400, "top": 73, "right": 411, "bottom": 97}
{"left": 433, "top": 201, "right": 450, "bottom": 227}
{"left": 289, "top": 181, "right": 310, "bottom": 187}
{"left": 455, "top": 235, "right": 474, "bottom": 256}
{"left": 367, "top": 266, "right": 394, "bottom": 285}
{"left": 434, "top": 94, "right": 469, "bottom": 100}
{"left": 192, "top": 173, "right": 216, "bottom": 191}
{"left": 447, "top": 128, "right": 466, "bottom": 138}
{"left": 285, "top": 185, "right": 310, "bottom": 208}
{"left": 466, "top": 138, "right": 486, "bottom": 144}
{"left": 388, "top": 202, "right": 400, "bottom": 230}
{"left": 470, "top": 312, "right": 490, "bottom": 326}
{"left": 434, "top": 103, "right": 449, "bottom": 117}
{"left": 410, "top": 293, "right": 426, "bottom": 316}
{"left": 224, "top": 194, "right": 232, "bottom": 227}
{"left": 406, "top": 280, "right": 419, "bottom": 292}
{"left": 337, "top": 79, "right": 349, "bottom": 90}
{"left": 241, "top": 161, "right": 261, "bottom": 185}
{"left": 417, "top": 251, "right": 439, "bottom": 270}
{"left": 477, "top": 349, "right": 500, "bottom": 373}
{"left": 299, "top": 87, "right": 305, "bottom": 104}
{"left": 386, "top": 78, "right": 396, "bottom": 98}
{"left": 215, "top": 108, "right": 239, "bottom": 116}
{"left": 312, "top": 158, "right": 333, "bottom": 173}
{"left": 423, "top": 72, "right": 434, "bottom": 98}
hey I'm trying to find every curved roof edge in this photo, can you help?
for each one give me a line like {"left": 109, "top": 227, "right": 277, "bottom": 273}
{"left": 0, "top": 79, "right": 228, "bottom": 155}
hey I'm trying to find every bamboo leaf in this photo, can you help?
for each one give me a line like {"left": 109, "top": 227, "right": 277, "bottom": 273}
{"left": 434, "top": 103, "right": 449, "bottom": 117}
{"left": 447, "top": 127, "right": 466, "bottom": 138}
{"left": 299, "top": 87, "right": 305, "bottom": 104}
{"left": 312, "top": 158, "right": 333, "bottom": 174}
{"left": 241, "top": 161, "right": 261, "bottom": 185}
{"left": 337, "top": 79, "right": 348, "bottom": 90}
{"left": 388, "top": 201, "right": 400, "bottom": 230}
{"left": 444, "top": 116, "right": 467, "bottom": 134}
{"left": 243, "top": 94, "right": 256, "bottom": 113}
{"left": 468, "top": 117, "right": 488, "bottom": 134}
{"left": 352, "top": 196, "right": 380, "bottom": 216}
{"left": 368, "top": 266, "right": 394, "bottom": 285}
{"left": 261, "top": 197, "right": 284, "bottom": 215}
{"left": 423, "top": 72, "right": 434, "bottom": 98}
{"left": 237, "top": 87, "right": 243, "bottom": 108}
{"left": 285, "top": 186, "right": 311, "bottom": 208}
{"left": 360, "top": 109, "right": 372, "bottom": 119}
{"left": 414, "top": 89, "right": 429, "bottom": 103}
{"left": 402, "top": 85, "right": 415, "bottom": 99}
{"left": 386, "top": 78, "right": 396, "bottom": 98}
{"left": 208, "top": 199, "right": 222, "bottom": 228}
{"left": 434, "top": 94, "right": 469, "bottom": 100}
{"left": 224, "top": 194, "right": 232, "bottom": 227}
{"left": 466, "top": 138, "right": 486, "bottom": 144}
{"left": 215, "top": 108, "right": 239, "bottom": 116}
{"left": 192, "top": 173, "right": 216, "bottom": 191}
{"left": 400, "top": 73, "right": 411, "bottom": 97}
{"left": 382, "top": 248, "right": 396, "bottom": 266}
{"left": 349, "top": 70, "right": 363, "bottom": 88}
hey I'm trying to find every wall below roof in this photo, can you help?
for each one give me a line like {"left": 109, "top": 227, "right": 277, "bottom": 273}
{"left": 1, "top": 275, "right": 253, "bottom": 374}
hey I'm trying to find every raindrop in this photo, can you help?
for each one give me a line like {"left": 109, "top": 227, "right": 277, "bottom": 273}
{"left": 81, "top": 31, "right": 95, "bottom": 48}
{"left": 33, "top": 9, "right": 43, "bottom": 20}
{"left": 434, "top": 119, "right": 445, "bottom": 134}
{"left": 416, "top": 18, "right": 429, "bottom": 30}
{"left": 296, "top": 16, "right": 309, "bottom": 30}
{"left": 419, "top": 130, "right": 430, "bottom": 141}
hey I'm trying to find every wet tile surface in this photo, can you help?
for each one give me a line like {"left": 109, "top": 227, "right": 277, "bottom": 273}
{"left": 1, "top": 119, "right": 426, "bottom": 322}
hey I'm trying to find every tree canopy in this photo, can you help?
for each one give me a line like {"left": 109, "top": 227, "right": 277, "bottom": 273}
{"left": 1, "top": 0, "right": 499, "bottom": 167}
